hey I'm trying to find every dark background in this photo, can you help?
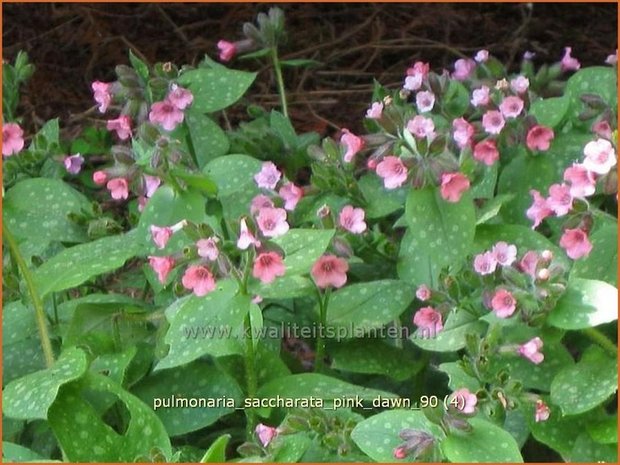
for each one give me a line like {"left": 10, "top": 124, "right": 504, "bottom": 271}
{"left": 3, "top": 2, "right": 618, "bottom": 136}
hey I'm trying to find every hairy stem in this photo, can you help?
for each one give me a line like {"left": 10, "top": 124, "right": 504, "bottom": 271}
{"left": 314, "top": 288, "right": 331, "bottom": 373}
{"left": 244, "top": 313, "right": 258, "bottom": 435}
{"left": 582, "top": 327, "right": 617, "bottom": 357}
{"left": 271, "top": 47, "right": 288, "bottom": 118}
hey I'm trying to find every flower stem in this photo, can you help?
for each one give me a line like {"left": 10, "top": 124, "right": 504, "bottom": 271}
{"left": 244, "top": 312, "right": 258, "bottom": 435}
{"left": 582, "top": 327, "right": 617, "bottom": 357}
{"left": 271, "top": 47, "right": 288, "bottom": 118}
{"left": 3, "top": 224, "right": 55, "bottom": 367}
{"left": 314, "top": 288, "right": 331, "bottom": 373}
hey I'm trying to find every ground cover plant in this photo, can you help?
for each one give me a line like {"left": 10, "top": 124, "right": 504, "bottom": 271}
{"left": 2, "top": 5, "right": 618, "bottom": 463}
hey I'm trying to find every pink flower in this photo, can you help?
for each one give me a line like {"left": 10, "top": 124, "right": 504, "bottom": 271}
{"left": 413, "top": 306, "right": 443, "bottom": 336}
{"left": 256, "top": 207, "right": 289, "bottom": 238}
{"left": 519, "top": 251, "right": 540, "bottom": 278}
{"left": 406, "top": 61, "right": 430, "bottom": 79}
{"left": 393, "top": 446, "right": 408, "bottom": 460}
{"left": 63, "top": 154, "right": 84, "bottom": 175}
{"left": 106, "top": 115, "right": 132, "bottom": 140}
{"left": 482, "top": 110, "right": 505, "bottom": 135}
{"left": 560, "top": 46, "right": 580, "bottom": 72}
{"left": 415, "top": 91, "right": 435, "bottom": 113}
{"left": 491, "top": 241, "right": 517, "bottom": 266}
{"left": 452, "top": 58, "right": 476, "bottom": 81}
{"left": 517, "top": 337, "right": 544, "bottom": 364}
{"left": 278, "top": 183, "right": 304, "bottom": 211}
{"left": 237, "top": 218, "right": 261, "bottom": 250}
{"left": 474, "top": 50, "right": 489, "bottom": 63}
{"left": 559, "top": 228, "right": 592, "bottom": 259}
{"left": 451, "top": 388, "right": 478, "bottom": 414}
{"left": 526, "top": 125, "right": 555, "bottom": 151}
{"left": 366, "top": 102, "right": 384, "bottom": 119}
{"left": 452, "top": 118, "right": 475, "bottom": 149}
{"left": 144, "top": 175, "right": 161, "bottom": 198}
{"left": 563, "top": 163, "right": 597, "bottom": 198}
{"left": 148, "top": 256, "right": 175, "bottom": 284}
{"left": 106, "top": 178, "right": 129, "bottom": 200}
{"left": 415, "top": 284, "right": 431, "bottom": 301}
{"left": 491, "top": 289, "right": 517, "bottom": 318}
{"left": 499, "top": 96, "right": 524, "bottom": 119}
{"left": 341, "top": 128, "right": 365, "bottom": 163}
{"left": 250, "top": 194, "right": 275, "bottom": 215}
{"left": 311, "top": 255, "right": 349, "bottom": 288}
{"left": 167, "top": 85, "right": 193, "bottom": 110}
{"left": 376, "top": 156, "right": 408, "bottom": 189}
{"left": 150, "top": 226, "right": 173, "bottom": 249}
{"left": 526, "top": 190, "right": 552, "bottom": 228}
{"left": 255, "top": 424, "right": 278, "bottom": 447}
{"left": 510, "top": 75, "right": 530, "bottom": 94}
{"left": 583, "top": 139, "right": 617, "bottom": 175}
{"left": 338, "top": 205, "right": 367, "bottom": 234}
{"left": 93, "top": 170, "right": 108, "bottom": 185}
{"left": 474, "top": 251, "right": 497, "bottom": 275}
{"left": 407, "top": 115, "right": 435, "bottom": 140}
{"left": 149, "top": 99, "right": 185, "bottom": 131}
{"left": 197, "top": 237, "right": 220, "bottom": 261}
{"left": 217, "top": 40, "right": 237, "bottom": 62}
{"left": 473, "top": 139, "right": 500, "bottom": 166}
{"left": 592, "top": 120, "right": 613, "bottom": 140}
{"left": 547, "top": 183, "right": 573, "bottom": 216}
{"left": 605, "top": 50, "right": 618, "bottom": 65}
{"left": 138, "top": 196, "right": 148, "bottom": 212}
{"left": 91, "top": 81, "right": 112, "bottom": 113}
{"left": 2, "top": 123, "right": 25, "bottom": 156}
{"left": 535, "top": 400, "right": 550, "bottom": 422}
{"left": 182, "top": 265, "right": 216, "bottom": 297}
{"left": 471, "top": 86, "right": 490, "bottom": 107}
{"left": 254, "top": 162, "right": 282, "bottom": 190}
{"left": 252, "top": 252, "right": 286, "bottom": 284}
{"left": 403, "top": 74, "right": 423, "bottom": 91}
{"left": 523, "top": 51, "right": 536, "bottom": 60}
{"left": 440, "top": 172, "right": 470, "bottom": 203}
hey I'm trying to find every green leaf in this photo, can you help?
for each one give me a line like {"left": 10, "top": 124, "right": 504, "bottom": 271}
{"left": 2, "top": 442, "right": 46, "bottom": 462}
{"left": 570, "top": 223, "right": 618, "bottom": 286}
{"left": 250, "top": 274, "right": 315, "bottom": 299}
{"left": 438, "top": 362, "right": 481, "bottom": 392}
{"left": 399, "top": 187, "right": 476, "bottom": 286}
{"left": 325, "top": 280, "right": 414, "bottom": 333}
{"left": 565, "top": 66, "right": 618, "bottom": 124}
{"left": 413, "top": 310, "right": 485, "bottom": 352}
{"left": 33, "top": 230, "right": 141, "bottom": 297}
{"left": 350, "top": 410, "right": 444, "bottom": 462}
{"left": 570, "top": 432, "right": 617, "bottom": 462}
{"left": 30, "top": 118, "right": 59, "bottom": 151}
{"left": 586, "top": 414, "right": 617, "bottom": 444}
{"left": 2, "top": 347, "right": 88, "bottom": 420}
{"left": 280, "top": 59, "right": 322, "bottom": 68}
{"left": 476, "top": 194, "right": 514, "bottom": 225}
{"left": 443, "top": 80, "right": 470, "bottom": 117}
{"left": 270, "top": 110, "right": 297, "bottom": 148}
{"left": 156, "top": 280, "right": 248, "bottom": 370}
{"left": 200, "top": 434, "right": 231, "bottom": 462}
{"left": 271, "top": 228, "right": 335, "bottom": 276}
{"left": 358, "top": 174, "right": 406, "bottom": 219}
{"left": 442, "top": 417, "right": 523, "bottom": 463}
{"left": 272, "top": 433, "right": 312, "bottom": 462}
{"left": 185, "top": 109, "right": 230, "bottom": 168}
{"left": 90, "top": 346, "right": 137, "bottom": 385}
{"left": 529, "top": 95, "right": 570, "bottom": 128}
{"left": 550, "top": 346, "right": 617, "bottom": 415}
{"left": 177, "top": 67, "right": 257, "bottom": 113}
{"left": 128, "top": 49, "right": 150, "bottom": 84}
{"left": 548, "top": 278, "right": 618, "bottom": 329}
{"left": 134, "top": 362, "right": 243, "bottom": 436}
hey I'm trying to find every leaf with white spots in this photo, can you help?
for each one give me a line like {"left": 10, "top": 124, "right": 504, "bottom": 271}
{"left": 350, "top": 410, "right": 444, "bottom": 462}
{"left": 570, "top": 223, "right": 618, "bottom": 286}
{"left": 2, "top": 347, "right": 88, "bottom": 420}
{"left": 250, "top": 274, "right": 315, "bottom": 299}
{"left": 550, "top": 346, "right": 617, "bottom": 415}
{"left": 2, "top": 442, "right": 46, "bottom": 462}
{"left": 564, "top": 66, "right": 617, "bottom": 126}
{"left": 90, "top": 346, "right": 137, "bottom": 385}
{"left": 271, "top": 229, "right": 335, "bottom": 276}
{"left": 529, "top": 95, "right": 570, "bottom": 128}
{"left": 178, "top": 67, "right": 257, "bottom": 113}
{"left": 272, "top": 433, "right": 312, "bottom": 462}
{"left": 358, "top": 174, "right": 406, "bottom": 219}
{"left": 325, "top": 280, "right": 414, "bottom": 333}
{"left": 185, "top": 109, "right": 230, "bottom": 169}
{"left": 442, "top": 417, "right": 523, "bottom": 462}
{"left": 569, "top": 432, "right": 617, "bottom": 463}
{"left": 413, "top": 310, "right": 485, "bottom": 352}
{"left": 438, "top": 362, "right": 481, "bottom": 392}
{"left": 586, "top": 414, "right": 617, "bottom": 444}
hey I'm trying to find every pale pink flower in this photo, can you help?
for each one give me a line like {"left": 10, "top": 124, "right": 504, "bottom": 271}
{"left": 2, "top": 123, "right": 24, "bottom": 156}
{"left": 560, "top": 47, "right": 580, "bottom": 72}
{"left": 91, "top": 81, "right": 112, "bottom": 113}
{"left": 393, "top": 446, "right": 408, "bottom": 460}
{"left": 519, "top": 251, "right": 540, "bottom": 278}
{"left": 182, "top": 265, "right": 216, "bottom": 297}
{"left": 452, "top": 117, "right": 475, "bottom": 149}
{"left": 559, "top": 228, "right": 592, "bottom": 259}
{"left": 523, "top": 51, "right": 536, "bottom": 60}
{"left": 254, "top": 162, "right": 282, "bottom": 190}
{"left": 407, "top": 115, "right": 435, "bottom": 140}
{"left": 415, "top": 284, "right": 431, "bottom": 301}
{"left": 473, "top": 139, "right": 500, "bottom": 166}
{"left": 149, "top": 99, "right": 184, "bottom": 131}
{"left": 93, "top": 170, "right": 108, "bottom": 185}
{"left": 250, "top": 194, "right": 275, "bottom": 215}
{"left": 63, "top": 154, "right": 84, "bottom": 174}
{"left": 592, "top": 120, "right": 613, "bottom": 140}
{"left": 150, "top": 226, "right": 173, "bottom": 249}
{"left": 167, "top": 85, "right": 193, "bottom": 110}
{"left": 403, "top": 74, "right": 423, "bottom": 91}
{"left": 148, "top": 256, "right": 175, "bottom": 284}
{"left": 547, "top": 183, "right": 573, "bottom": 216}
{"left": 440, "top": 172, "right": 470, "bottom": 203}
{"left": 583, "top": 139, "right": 617, "bottom": 175}
{"left": 471, "top": 86, "right": 490, "bottom": 107}
{"left": 376, "top": 156, "right": 408, "bottom": 189}
{"left": 499, "top": 96, "right": 524, "bottom": 119}
{"left": 452, "top": 58, "right": 476, "bottom": 81}
{"left": 366, "top": 101, "right": 384, "bottom": 119}
{"left": 197, "top": 237, "right": 220, "bottom": 261}
{"left": 526, "top": 125, "right": 555, "bottom": 151}
{"left": 474, "top": 251, "right": 497, "bottom": 275}
{"left": 451, "top": 388, "right": 478, "bottom": 414}
{"left": 137, "top": 196, "right": 148, "bottom": 212}
{"left": 311, "top": 255, "right": 349, "bottom": 288}
{"left": 482, "top": 110, "right": 505, "bottom": 135}
{"left": 278, "top": 183, "right": 304, "bottom": 211}
{"left": 535, "top": 400, "right": 550, "bottom": 422}
{"left": 144, "top": 175, "right": 161, "bottom": 198}
{"left": 217, "top": 40, "right": 237, "bottom": 62}
{"left": 406, "top": 61, "right": 430, "bottom": 79}
{"left": 526, "top": 190, "right": 552, "bottom": 228}
{"left": 255, "top": 424, "right": 278, "bottom": 447}
{"left": 605, "top": 50, "right": 618, "bottom": 65}
{"left": 237, "top": 218, "right": 261, "bottom": 250}
{"left": 256, "top": 207, "right": 289, "bottom": 238}
{"left": 563, "top": 163, "right": 597, "bottom": 198}
{"left": 491, "top": 288, "right": 517, "bottom": 318}
{"left": 106, "top": 178, "right": 129, "bottom": 200}
{"left": 252, "top": 252, "right": 286, "bottom": 284}
{"left": 338, "top": 205, "right": 367, "bottom": 234}
{"left": 413, "top": 306, "right": 443, "bottom": 336}
{"left": 340, "top": 128, "right": 365, "bottom": 163}
{"left": 510, "top": 75, "right": 530, "bottom": 94}
{"left": 415, "top": 91, "right": 435, "bottom": 113}
{"left": 491, "top": 241, "right": 517, "bottom": 266}
{"left": 517, "top": 337, "right": 544, "bottom": 364}
{"left": 474, "top": 50, "right": 489, "bottom": 63}
{"left": 106, "top": 115, "right": 132, "bottom": 140}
